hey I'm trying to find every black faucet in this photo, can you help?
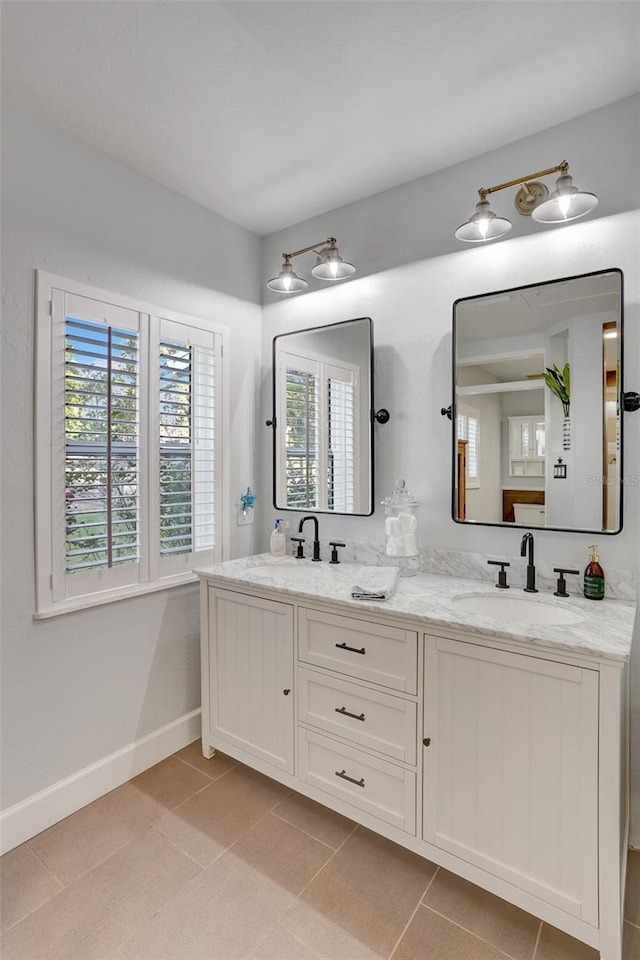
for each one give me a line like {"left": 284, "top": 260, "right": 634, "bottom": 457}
{"left": 520, "top": 533, "right": 538, "bottom": 593}
{"left": 298, "top": 516, "right": 321, "bottom": 561}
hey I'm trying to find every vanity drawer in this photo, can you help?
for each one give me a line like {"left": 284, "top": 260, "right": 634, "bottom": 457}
{"left": 298, "top": 607, "right": 417, "bottom": 693}
{"left": 297, "top": 666, "right": 417, "bottom": 764}
{"left": 297, "top": 727, "right": 416, "bottom": 834}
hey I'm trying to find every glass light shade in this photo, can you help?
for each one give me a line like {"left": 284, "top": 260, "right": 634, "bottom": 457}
{"left": 311, "top": 257, "right": 356, "bottom": 280}
{"left": 266, "top": 262, "right": 308, "bottom": 293}
{"left": 455, "top": 199, "right": 512, "bottom": 243}
{"left": 310, "top": 243, "right": 356, "bottom": 281}
{"left": 531, "top": 172, "right": 598, "bottom": 223}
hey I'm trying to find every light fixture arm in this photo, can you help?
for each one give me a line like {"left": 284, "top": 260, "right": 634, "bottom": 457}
{"left": 477, "top": 161, "right": 569, "bottom": 200}
{"left": 280, "top": 237, "right": 338, "bottom": 261}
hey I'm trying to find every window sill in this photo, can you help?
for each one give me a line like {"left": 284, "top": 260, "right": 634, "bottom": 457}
{"left": 33, "top": 572, "right": 200, "bottom": 620}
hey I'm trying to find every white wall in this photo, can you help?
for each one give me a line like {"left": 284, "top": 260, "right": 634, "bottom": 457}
{"left": 0, "top": 105, "right": 262, "bottom": 813}
{"left": 259, "top": 212, "right": 640, "bottom": 841}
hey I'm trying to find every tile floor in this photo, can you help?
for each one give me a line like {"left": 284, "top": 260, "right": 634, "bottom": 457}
{"left": 1, "top": 742, "right": 639, "bottom": 960}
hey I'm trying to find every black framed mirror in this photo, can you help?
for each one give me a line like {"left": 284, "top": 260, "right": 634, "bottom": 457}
{"left": 451, "top": 269, "right": 624, "bottom": 534}
{"left": 271, "top": 317, "right": 374, "bottom": 516}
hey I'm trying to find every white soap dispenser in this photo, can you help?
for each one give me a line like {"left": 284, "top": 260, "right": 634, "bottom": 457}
{"left": 270, "top": 519, "right": 286, "bottom": 557}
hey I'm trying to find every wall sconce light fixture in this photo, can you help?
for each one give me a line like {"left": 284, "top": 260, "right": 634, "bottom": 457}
{"left": 455, "top": 161, "right": 598, "bottom": 243}
{"left": 267, "top": 237, "right": 356, "bottom": 293}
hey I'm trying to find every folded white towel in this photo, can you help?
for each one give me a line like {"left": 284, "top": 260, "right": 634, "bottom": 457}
{"left": 351, "top": 565, "right": 399, "bottom": 601}
{"left": 385, "top": 533, "right": 418, "bottom": 557}
{"left": 397, "top": 512, "right": 417, "bottom": 535}
{"left": 385, "top": 516, "right": 400, "bottom": 536}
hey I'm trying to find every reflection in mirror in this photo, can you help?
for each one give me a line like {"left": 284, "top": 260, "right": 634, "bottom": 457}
{"left": 453, "top": 270, "right": 623, "bottom": 534}
{"left": 273, "top": 317, "right": 373, "bottom": 515}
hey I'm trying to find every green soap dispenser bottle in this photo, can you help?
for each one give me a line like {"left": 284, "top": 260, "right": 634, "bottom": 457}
{"left": 583, "top": 544, "right": 605, "bottom": 601}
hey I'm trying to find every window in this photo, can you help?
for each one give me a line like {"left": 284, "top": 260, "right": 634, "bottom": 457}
{"left": 278, "top": 349, "right": 359, "bottom": 512}
{"left": 456, "top": 408, "right": 480, "bottom": 488}
{"left": 35, "top": 273, "right": 226, "bottom": 616}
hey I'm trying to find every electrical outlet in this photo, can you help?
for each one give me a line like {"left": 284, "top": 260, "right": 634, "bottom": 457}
{"left": 237, "top": 503, "right": 254, "bottom": 526}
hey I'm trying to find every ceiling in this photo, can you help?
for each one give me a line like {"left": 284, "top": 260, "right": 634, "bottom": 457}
{"left": 2, "top": 2, "right": 639, "bottom": 236}
{"left": 457, "top": 271, "right": 621, "bottom": 342}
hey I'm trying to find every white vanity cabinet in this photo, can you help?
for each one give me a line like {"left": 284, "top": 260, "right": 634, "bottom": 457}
{"left": 199, "top": 573, "right": 630, "bottom": 960}
{"left": 202, "top": 587, "right": 294, "bottom": 773}
{"left": 423, "top": 635, "right": 599, "bottom": 925}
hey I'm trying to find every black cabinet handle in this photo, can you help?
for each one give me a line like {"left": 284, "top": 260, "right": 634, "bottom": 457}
{"left": 335, "top": 641, "right": 366, "bottom": 655}
{"left": 335, "top": 706, "right": 365, "bottom": 722}
{"left": 283, "top": 689, "right": 291, "bottom": 696}
{"left": 335, "top": 769, "right": 365, "bottom": 788}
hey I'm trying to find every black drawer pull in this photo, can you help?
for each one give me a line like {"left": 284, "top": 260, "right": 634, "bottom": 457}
{"left": 335, "top": 706, "right": 365, "bottom": 722}
{"left": 335, "top": 641, "right": 366, "bottom": 655}
{"left": 335, "top": 768, "right": 365, "bottom": 788}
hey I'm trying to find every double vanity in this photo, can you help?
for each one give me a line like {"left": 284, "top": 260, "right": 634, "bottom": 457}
{"left": 197, "top": 554, "right": 635, "bottom": 960}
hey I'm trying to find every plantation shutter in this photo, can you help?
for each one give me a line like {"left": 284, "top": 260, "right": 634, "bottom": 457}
{"left": 284, "top": 362, "right": 320, "bottom": 509}
{"left": 466, "top": 415, "right": 479, "bottom": 482}
{"left": 37, "top": 273, "right": 228, "bottom": 615}
{"left": 326, "top": 363, "right": 357, "bottom": 512}
{"left": 55, "top": 292, "right": 142, "bottom": 600}
{"left": 457, "top": 409, "right": 480, "bottom": 486}
{"left": 154, "top": 318, "right": 220, "bottom": 576}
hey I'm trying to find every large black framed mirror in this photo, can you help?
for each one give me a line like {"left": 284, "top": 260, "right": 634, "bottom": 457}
{"left": 452, "top": 269, "right": 624, "bottom": 534}
{"left": 271, "top": 317, "right": 374, "bottom": 516}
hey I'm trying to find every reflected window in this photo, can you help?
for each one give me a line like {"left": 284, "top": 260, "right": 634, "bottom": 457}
{"left": 281, "top": 351, "right": 359, "bottom": 512}
{"left": 456, "top": 407, "right": 480, "bottom": 488}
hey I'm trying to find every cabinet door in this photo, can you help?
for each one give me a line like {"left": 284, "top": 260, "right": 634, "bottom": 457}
{"left": 209, "top": 588, "right": 294, "bottom": 773}
{"left": 423, "top": 636, "right": 598, "bottom": 925}
{"left": 533, "top": 419, "right": 546, "bottom": 459}
{"left": 509, "top": 417, "right": 531, "bottom": 460}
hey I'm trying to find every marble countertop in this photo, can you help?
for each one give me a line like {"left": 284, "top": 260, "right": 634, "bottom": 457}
{"left": 195, "top": 554, "right": 636, "bottom": 664}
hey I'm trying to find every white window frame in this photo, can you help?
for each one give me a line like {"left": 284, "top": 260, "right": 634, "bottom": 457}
{"left": 34, "top": 271, "right": 229, "bottom": 618}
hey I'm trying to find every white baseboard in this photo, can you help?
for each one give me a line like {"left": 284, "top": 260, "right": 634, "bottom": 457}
{"left": 0, "top": 709, "right": 202, "bottom": 855}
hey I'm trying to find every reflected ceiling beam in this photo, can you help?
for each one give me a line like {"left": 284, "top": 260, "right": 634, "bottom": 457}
{"left": 458, "top": 380, "right": 546, "bottom": 396}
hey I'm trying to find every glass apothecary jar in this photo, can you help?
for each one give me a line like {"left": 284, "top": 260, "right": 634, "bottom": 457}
{"left": 381, "top": 479, "right": 419, "bottom": 575}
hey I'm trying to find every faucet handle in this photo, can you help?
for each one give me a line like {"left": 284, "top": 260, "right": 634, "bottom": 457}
{"left": 553, "top": 567, "right": 580, "bottom": 597}
{"left": 291, "top": 536, "right": 305, "bottom": 559}
{"left": 329, "top": 541, "right": 346, "bottom": 564}
{"left": 487, "top": 559, "right": 510, "bottom": 589}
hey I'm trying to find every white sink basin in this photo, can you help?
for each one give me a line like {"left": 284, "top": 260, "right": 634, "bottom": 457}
{"left": 453, "top": 594, "right": 585, "bottom": 626}
{"left": 248, "top": 560, "right": 322, "bottom": 580}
